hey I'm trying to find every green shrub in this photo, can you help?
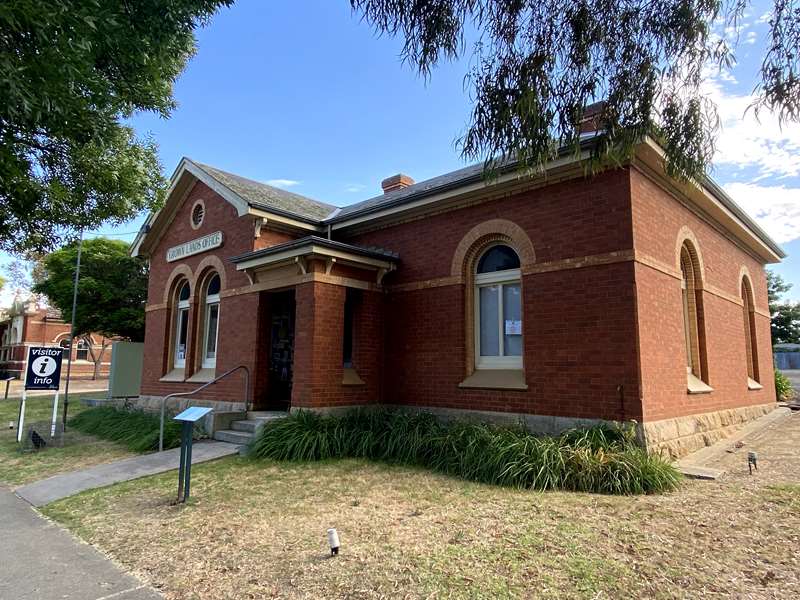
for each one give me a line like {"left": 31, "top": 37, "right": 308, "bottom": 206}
{"left": 69, "top": 406, "right": 187, "bottom": 452}
{"left": 250, "top": 408, "right": 681, "bottom": 495}
{"left": 775, "top": 369, "right": 795, "bottom": 402}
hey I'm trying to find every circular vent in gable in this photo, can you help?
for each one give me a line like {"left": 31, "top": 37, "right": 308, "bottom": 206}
{"left": 191, "top": 201, "right": 205, "bottom": 228}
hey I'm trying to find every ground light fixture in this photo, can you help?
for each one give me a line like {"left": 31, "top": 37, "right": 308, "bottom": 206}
{"left": 748, "top": 451, "right": 758, "bottom": 475}
{"left": 327, "top": 528, "right": 340, "bottom": 556}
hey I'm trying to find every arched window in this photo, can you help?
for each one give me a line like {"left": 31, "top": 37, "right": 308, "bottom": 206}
{"left": 679, "top": 243, "right": 707, "bottom": 383}
{"left": 173, "top": 280, "right": 191, "bottom": 369}
{"left": 76, "top": 338, "right": 89, "bottom": 361}
{"left": 201, "top": 274, "right": 221, "bottom": 370}
{"left": 475, "top": 245, "right": 523, "bottom": 369}
{"left": 741, "top": 277, "right": 759, "bottom": 383}
{"left": 59, "top": 338, "right": 70, "bottom": 361}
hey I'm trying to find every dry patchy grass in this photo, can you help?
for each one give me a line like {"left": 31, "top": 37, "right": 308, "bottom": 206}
{"left": 42, "top": 413, "right": 800, "bottom": 599}
{"left": 0, "top": 393, "right": 134, "bottom": 486}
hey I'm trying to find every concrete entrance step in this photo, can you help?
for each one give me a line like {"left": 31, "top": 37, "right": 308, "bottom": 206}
{"left": 213, "top": 412, "right": 287, "bottom": 447}
{"left": 213, "top": 429, "right": 254, "bottom": 445}
{"left": 232, "top": 419, "right": 263, "bottom": 433}
{"left": 247, "top": 411, "right": 289, "bottom": 420}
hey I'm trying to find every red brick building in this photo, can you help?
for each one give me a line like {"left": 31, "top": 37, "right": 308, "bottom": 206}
{"left": 0, "top": 295, "right": 112, "bottom": 380}
{"left": 132, "top": 136, "right": 784, "bottom": 457}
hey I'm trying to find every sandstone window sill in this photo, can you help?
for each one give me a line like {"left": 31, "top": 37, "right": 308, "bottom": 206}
{"left": 342, "top": 367, "right": 365, "bottom": 386}
{"left": 687, "top": 372, "right": 713, "bottom": 394}
{"left": 459, "top": 369, "right": 528, "bottom": 391}
{"left": 186, "top": 368, "right": 216, "bottom": 384}
{"left": 159, "top": 369, "right": 186, "bottom": 383}
{"left": 747, "top": 378, "right": 763, "bottom": 391}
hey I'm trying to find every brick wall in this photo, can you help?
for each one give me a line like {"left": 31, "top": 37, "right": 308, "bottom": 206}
{"left": 292, "top": 281, "right": 382, "bottom": 408}
{"left": 630, "top": 167, "right": 776, "bottom": 422}
{"left": 141, "top": 181, "right": 269, "bottom": 403}
{"left": 139, "top": 164, "right": 778, "bottom": 429}
{"left": 345, "top": 168, "right": 642, "bottom": 421}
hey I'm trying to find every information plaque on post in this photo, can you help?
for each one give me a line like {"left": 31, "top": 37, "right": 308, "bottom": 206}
{"left": 18, "top": 346, "right": 64, "bottom": 443}
{"left": 173, "top": 406, "right": 213, "bottom": 503}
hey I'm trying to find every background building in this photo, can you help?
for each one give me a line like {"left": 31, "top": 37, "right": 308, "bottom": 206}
{"left": 0, "top": 295, "right": 112, "bottom": 381}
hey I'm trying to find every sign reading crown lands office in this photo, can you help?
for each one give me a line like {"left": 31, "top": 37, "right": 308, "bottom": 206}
{"left": 166, "top": 231, "right": 223, "bottom": 262}
{"left": 24, "top": 346, "right": 64, "bottom": 390}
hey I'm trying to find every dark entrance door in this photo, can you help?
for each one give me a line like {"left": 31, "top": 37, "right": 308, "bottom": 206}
{"left": 267, "top": 291, "right": 295, "bottom": 410}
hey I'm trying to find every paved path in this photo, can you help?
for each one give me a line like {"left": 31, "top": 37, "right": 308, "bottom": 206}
{"left": 0, "top": 488, "right": 162, "bottom": 599}
{"left": 16, "top": 440, "right": 239, "bottom": 507}
{"left": 676, "top": 406, "right": 794, "bottom": 478}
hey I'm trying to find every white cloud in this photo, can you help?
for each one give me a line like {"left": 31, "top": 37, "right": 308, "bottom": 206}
{"left": 344, "top": 184, "right": 365, "bottom": 193}
{"left": 704, "top": 75, "right": 800, "bottom": 179}
{"left": 265, "top": 179, "right": 300, "bottom": 188}
{"left": 723, "top": 182, "right": 800, "bottom": 244}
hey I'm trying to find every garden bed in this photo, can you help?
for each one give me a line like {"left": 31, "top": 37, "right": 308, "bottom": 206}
{"left": 250, "top": 408, "right": 681, "bottom": 495}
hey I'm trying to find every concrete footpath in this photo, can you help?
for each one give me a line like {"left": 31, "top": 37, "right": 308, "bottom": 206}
{"left": 0, "top": 488, "right": 162, "bottom": 600}
{"left": 676, "top": 406, "right": 795, "bottom": 479}
{"left": 16, "top": 440, "right": 239, "bottom": 507}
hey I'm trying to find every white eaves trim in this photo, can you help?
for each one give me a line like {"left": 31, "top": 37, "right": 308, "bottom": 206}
{"left": 235, "top": 243, "right": 396, "bottom": 273}
{"left": 637, "top": 138, "right": 784, "bottom": 264}
{"left": 131, "top": 158, "right": 321, "bottom": 257}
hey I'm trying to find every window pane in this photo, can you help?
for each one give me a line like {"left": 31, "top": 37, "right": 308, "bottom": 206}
{"left": 503, "top": 284, "right": 522, "bottom": 356}
{"left": 477, "top": 245, "right": 520, "bottom": 273}
{"left": 207, "top": 274, "right": 220, "bottom": 296}
{"left": 177, "top": 308, "right": 189, "bottom": 360}
{"left": 205, "top": 303, "right": 219, "bottom": 359}
{"left": 479, "top": 285, "right": 500, "bottom": 356}
{"left": 178, "top": 281, "right": 190, "bottom": 301}
{"left": 343, "top": 291, "right": 354, "bottom": 367}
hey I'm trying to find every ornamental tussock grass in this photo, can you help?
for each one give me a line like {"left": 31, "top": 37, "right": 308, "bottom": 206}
{"left": 69, "top": 406, "right": 185, "bottom": 452}
{"left": 250, "top": 408, "right": 681, "bottom": 495}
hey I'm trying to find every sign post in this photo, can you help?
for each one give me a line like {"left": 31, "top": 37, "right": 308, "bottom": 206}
{"left": 173, "top": 406, "right": 213, "bottom": 503}
{"left": 18, "top": 346, "right": 64, "bottom": 443}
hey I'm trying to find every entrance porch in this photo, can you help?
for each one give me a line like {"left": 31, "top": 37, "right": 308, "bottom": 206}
{"left": 234, "top": 236, "right": 398, "bottom": 412}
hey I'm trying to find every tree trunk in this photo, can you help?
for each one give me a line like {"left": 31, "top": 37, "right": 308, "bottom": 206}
{"left": 84, "top": 336, "right": 110, "bottom": 381}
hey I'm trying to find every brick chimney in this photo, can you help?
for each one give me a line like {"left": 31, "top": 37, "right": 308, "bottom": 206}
{"left": 381, "top": 173, "right": 415, "bottom": 194}
{"left": 579, "top": 101, "right": 606, "bottom": 134}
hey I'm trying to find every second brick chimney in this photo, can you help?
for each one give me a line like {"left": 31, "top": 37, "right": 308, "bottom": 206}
{"left": 381, "top": 173, "right": 415, "bottom": 194}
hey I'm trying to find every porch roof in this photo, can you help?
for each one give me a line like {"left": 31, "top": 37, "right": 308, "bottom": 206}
{"left": 230, "top": 235, "right": 399, "bottom": 274}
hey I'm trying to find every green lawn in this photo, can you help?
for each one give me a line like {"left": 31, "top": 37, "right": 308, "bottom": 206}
{"left": 43, "top": 437, "right": 800, "bottom": 599}
{"left": 0, "top": 393, "right": 134, "bottom": 486}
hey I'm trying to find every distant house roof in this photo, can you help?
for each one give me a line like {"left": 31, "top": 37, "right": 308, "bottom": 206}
{"left": 192, "top": 161, "right": 337, "bottom": 222}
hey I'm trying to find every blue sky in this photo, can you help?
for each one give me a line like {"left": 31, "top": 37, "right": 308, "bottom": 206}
{"left": 2, "top": 0, "right": 799, "bottom": 301}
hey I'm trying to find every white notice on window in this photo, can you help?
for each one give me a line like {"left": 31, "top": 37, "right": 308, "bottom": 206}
{"left": 505, "top": 320, "right": 522, "bottom": 335}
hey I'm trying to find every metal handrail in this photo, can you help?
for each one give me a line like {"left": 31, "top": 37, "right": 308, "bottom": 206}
{"left": 158, "top": 365, "right": 250, "bottom": 451}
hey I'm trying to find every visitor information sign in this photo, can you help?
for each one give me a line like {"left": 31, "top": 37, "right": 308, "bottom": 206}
{"left": 17, "top": 346, "right": 64, "bottom": 443}
{"left": 25, "top": 346, "right": 64, "bottom": 390}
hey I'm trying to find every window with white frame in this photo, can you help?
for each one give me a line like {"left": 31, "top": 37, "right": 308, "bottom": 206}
{"left": 474, "top": 245, "right": 523, "bottom": 369}
{"left": 174, "top": 281, "right": 191, "bottom": 369}
{"left": 59, "top": 338, "right": 70, "bottom": 361}
{"left": 201, "top": 274, "right": 221, "bottom": 369}
{"left": 76, "top": 338, "right": 89, "bottom": 361}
